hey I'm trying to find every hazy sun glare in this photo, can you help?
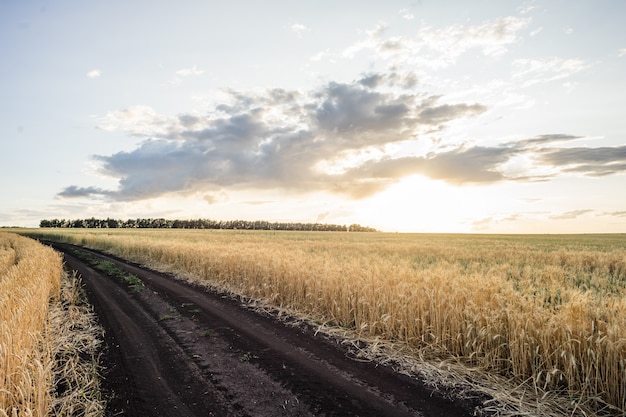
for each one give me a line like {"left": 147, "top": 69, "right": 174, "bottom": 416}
{"left": 359, "top": 175, "right": 489, "bottom": 232}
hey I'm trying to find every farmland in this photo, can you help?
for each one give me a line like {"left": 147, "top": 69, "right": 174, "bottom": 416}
{"left": 0, "top": 232, "right": 104, "bottom": 417}
{"left": 16, "top": 229, "right": 626, "bottom": 415}
{"left": 0, "top": 233, "right": 62, "bottom": 416}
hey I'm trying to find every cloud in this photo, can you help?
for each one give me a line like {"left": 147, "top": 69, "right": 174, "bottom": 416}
{"left": 345, "top": 146, "right": 508, "bottom": 187}
{"left": 316, "top": 211, "right": 330, "bottom": 222}
{"left": 604, "top": 211, "right": 626, "bottom": 217}
{"left": 170, "top": 65, "right": 204, "bottom": 85}
{"left": 333, "top": 134, "right": 626, "bottom": 189}
{"left": 549, "top": 209, "right": 593, "bottom": 220}
{"left": 472, "top": 217, "right": 495, "bottom": 230}
{"left": 202, "top": 191, "right": 229, "bottom": 205}
{"left": 512, "top": 58, "right": 588, "bottom": 87}
{"left": 242, "top": 200, "right": 273, "bottom": 206}
{"left": 506, "top": 133, "right": 582, "bottom": 148}
{"left": 417, "top": 102, "right": 487, "bottom": 125}
{"left": 176, "top": 65, "right": 204, "bottom": 77}
{"left": 86, "top": 69, "right": 101, "bottom": 78}
{"left": 502, "top": 213, "right": 522, "bottom": 222}
{"left": 310, "top": 49, "right": 334, "bottom": 62}
{"left": 96, "top": 105, "right": 171, "bottom": 136}
{"left": 342, "top": 16, "right": 529, "bottom": 67}
{"left": 414, "top": 16, "right": 530, "bottom": 60}
{"left": 61, "top": 58, "right": 625, "bottom": 203}
{"left": 537, "top": 145, "right": 626, "bottom": 176}
{"left": 310, "top": 83, "right": 482, "bottom": 139}
{"left": 291, "top": 23, "right": 310, "bottom": 37}
{"left": 60, "top": 74, "right": 492, "bottom": 201}
{"left": 619, "top": 48, "right": 626, "bottom": 57}
{"left": 518, "top": 4, "right": 538, "bottom": 15}
{"left": 399, "top": 8, "right": 414, "bottom": 20}
{"left": 57, "top": 185, "right": 111, "bottom": 199}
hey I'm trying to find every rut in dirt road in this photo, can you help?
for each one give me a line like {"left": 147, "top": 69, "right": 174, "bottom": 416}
{"left": 51, "top": 241, "right": 479, "bottom": 417}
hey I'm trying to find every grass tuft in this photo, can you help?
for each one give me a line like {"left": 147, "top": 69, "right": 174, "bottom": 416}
{"left": 69, "top": 248, "right": 145, "bottom": 291}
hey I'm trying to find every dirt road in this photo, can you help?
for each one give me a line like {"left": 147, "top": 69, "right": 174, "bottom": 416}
{"left": 51, "top": 241, "right": 479, "bottom": 417}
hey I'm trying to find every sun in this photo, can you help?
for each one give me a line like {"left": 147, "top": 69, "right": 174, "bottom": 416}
{"left": 357, "top": 175, "right": 493, "bottom": 233}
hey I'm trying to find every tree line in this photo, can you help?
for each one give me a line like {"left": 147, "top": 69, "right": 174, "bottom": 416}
{"left": 39, "top": 217, "right": 379, "bottom": 232}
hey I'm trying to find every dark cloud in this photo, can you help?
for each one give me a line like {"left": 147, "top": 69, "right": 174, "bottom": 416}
{"left": 340, "top": 137, "right": 626, "bottom": 188}
{"left": 416, "top": 146, "right": 509, "bottom": 183}
{"left": 385, "top": 71, "right": 419, "bottom": 89}
{"left": 358, "top": 73, "right": 385, "bottom": 88}
{"left": 507, "top": 134, "right": 581, "bottom": 149}
{"left": 562, "top": 163, "right": 626, "bottom": 177}
{"left": 540, "top": 145, "right": 626, "bottom": 164}
{"left": 538, "top": 145, "right": 626, "bottom": 176}
{"left": 346, "top": 145, "right": 509, "bottom": 187}
{"left": 311, "top": 81, "right": 421, "bottom": 138}
{"left": 57, "top": 186, "right": 111, "bottom": 199}
{"left": 59, "top": 73, "right": 626, "bottom": 202}
{"left": 178, "top": 114, "right": 203, "bottom": 128}
{"left": 417, "top": 102, "right": 487, "bottom": 126}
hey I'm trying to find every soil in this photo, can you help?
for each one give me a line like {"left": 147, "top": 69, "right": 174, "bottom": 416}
{"left": 49, "top": 241, "right": 483, "bottom": 417}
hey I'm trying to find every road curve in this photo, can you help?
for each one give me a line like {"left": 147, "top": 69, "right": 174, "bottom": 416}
{"left": 50, "top": 241, "right": 478, "bottom": 417}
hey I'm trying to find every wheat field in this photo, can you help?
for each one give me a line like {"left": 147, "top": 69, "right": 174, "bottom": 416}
{"left": 21, "top": 228, "right": 626, "bottom": 415}
{"left": 0, "top": 233, "right": 63, "bottom": 416}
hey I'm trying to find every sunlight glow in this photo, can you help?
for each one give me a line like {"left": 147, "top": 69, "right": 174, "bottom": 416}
{"left": 358, "top": 175, "right": 489, "bottom": 232}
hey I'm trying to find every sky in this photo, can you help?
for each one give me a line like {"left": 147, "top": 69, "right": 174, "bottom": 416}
{"left": 1, "top": 0, "right": 625, "bottom": 233}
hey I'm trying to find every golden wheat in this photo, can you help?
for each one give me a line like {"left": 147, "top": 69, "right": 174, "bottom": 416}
{"left": 0, "top": 233, "right": 62, "bottom": 417}
{"left": 21, "top": 229, "right": 626, "bottom": 415}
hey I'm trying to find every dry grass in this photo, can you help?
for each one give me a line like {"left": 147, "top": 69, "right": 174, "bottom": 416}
{"left": 47, "top": 271, "right": 105, "bottom": 417}
{"left": 21, "top": 229, "right": 626, "bottom": 416}
{"left": 0, "top": 233, "right": 62, "bottom": 416}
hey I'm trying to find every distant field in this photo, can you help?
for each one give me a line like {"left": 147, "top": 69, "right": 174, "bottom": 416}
{"left": 19, "top": 228, "right": 626, "bottom": 415}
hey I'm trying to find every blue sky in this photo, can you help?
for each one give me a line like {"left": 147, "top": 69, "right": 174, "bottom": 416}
{"left": 1, "top": 0, "right": 625, "bottom": 232}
